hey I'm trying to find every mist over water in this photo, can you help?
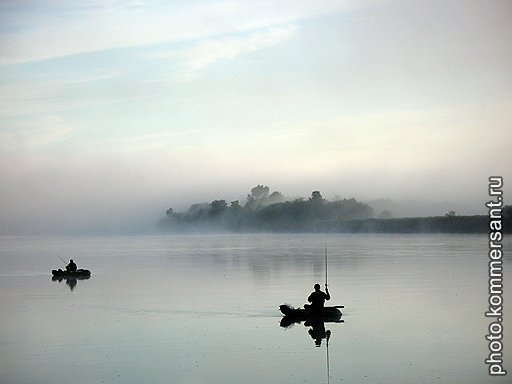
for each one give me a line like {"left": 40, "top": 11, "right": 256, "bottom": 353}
{"left": 0, "top": 173, "right": 496, "bottom": 236}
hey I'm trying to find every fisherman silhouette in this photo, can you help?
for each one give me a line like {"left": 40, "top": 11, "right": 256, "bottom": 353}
{"left": 305, "top": 283, "right": 330, "bottom": 314}
{"left": 66, "top": 259, "right": 77, "bottom": 272}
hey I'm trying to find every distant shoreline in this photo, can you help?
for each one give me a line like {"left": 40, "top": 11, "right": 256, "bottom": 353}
{"left": 161, "top": 186, "right": 511, "bottom": 234}
{"left": 160, "top": 215, "right": 511, "bottom": 234}
{"left": 312, "top": 215, "right": 498, "bottom": 234}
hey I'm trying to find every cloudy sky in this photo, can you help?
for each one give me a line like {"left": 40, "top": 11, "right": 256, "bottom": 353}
{"left": 1, "top": 0, "right": 511, "bottom": 234}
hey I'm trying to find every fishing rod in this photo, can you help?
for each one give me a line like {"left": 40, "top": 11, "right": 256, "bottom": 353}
{"left": 324, "top": 243, "right": 328, "bottom": 288}
{"left": 57, "top": 255, "right": 67, "bottom": 265}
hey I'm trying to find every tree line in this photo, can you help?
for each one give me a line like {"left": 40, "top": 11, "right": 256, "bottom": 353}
{"left": 160, "top": 185, "right": 374, "bottom": 232}
{"left": 160, "top": 185, "right": 512, "bottom": 233}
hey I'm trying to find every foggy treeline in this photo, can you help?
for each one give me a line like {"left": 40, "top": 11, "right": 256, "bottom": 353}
{"left": 160, "top": 185, "right": 512, "bottom": 234}
{"left": 160, "top": 185, "right": 373, "bottom": 232}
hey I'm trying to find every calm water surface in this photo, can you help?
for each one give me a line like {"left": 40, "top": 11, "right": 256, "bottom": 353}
{"left": 0, "top": 234, "right": 510, "bottom": 384}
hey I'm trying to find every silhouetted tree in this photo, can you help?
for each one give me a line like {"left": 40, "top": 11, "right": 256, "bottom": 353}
{"left": 245, "top": 185, "right": 270, "bottom": 210}
{"left": 230, "top": 200, "right": 242, "bottom": 211}
{"left": 209, "top": 200, "right": 228, "bottom": 216}
{"left": 269, "top": 191, "right": 284, "bottom": 204}
{"left": 188, "top": 203, "right": 209, "bottom": 219}
{"left": 310, "top": 191, "right": 323, "bottom": 201}
{"left": 251, "top": 185, "right": 270, "bottom": 201}
{"left": 165, "top": 208, "right": 175, "bottom": 217}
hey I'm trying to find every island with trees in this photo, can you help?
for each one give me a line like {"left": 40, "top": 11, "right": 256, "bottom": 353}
{"left": 160, "top": 185, "right": 511, "bottom": 234}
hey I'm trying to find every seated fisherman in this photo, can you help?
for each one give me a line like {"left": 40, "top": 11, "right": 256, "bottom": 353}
{"left": 66, "top": 259, "right": 77, "bottom": 272}
{"left": 305, "top": 283, "right": 330, "bottom": 313}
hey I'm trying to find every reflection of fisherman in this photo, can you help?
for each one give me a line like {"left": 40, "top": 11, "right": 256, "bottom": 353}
{"left": 66, "top": 259, "right": 77, "bottom": 272}
{"left": 306, "top": 318, "right": 331, "bottom": 347}
{"left": 67, "top": 277, "right": 77, "bottom": 291}
{"left": 306, "top": 283, "right": 330, "bottom": 313}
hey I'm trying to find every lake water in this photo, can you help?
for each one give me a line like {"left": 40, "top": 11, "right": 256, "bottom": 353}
{"left": 0, "top": 234, "right": 510, "bottom": 384}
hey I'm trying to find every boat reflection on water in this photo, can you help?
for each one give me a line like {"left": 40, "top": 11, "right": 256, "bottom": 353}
{"left": 279, "top": 303, "right": 344, "bottom": 347}
{"left": 279, "top": 304, "right": 345, "bottom": 384}
{"left": 280, "top": 307, "right": 344, "bottom": 383}
{"left": 51, "top": 274, "right": 90, "bottom": 291}
{"left": 280, "top": 314, "right": 342, "bottom": 347}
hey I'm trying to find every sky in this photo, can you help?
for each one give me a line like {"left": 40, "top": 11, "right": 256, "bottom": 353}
{"left": 1, "top": 0, "right": 511, "bottom": 234}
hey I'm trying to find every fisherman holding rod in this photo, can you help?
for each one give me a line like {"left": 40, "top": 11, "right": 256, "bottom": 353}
{"left": 305, "top": 244, "right": 331, "bottom": 314}
{"left": 57, "top": 255, "right": 77, "bottom": 272}
{"left": 307, "top": 283, "right": 330, "bottom": 314}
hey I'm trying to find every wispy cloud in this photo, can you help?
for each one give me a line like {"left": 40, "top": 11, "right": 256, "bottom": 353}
{"left": 0, "top": 0, "right": 370, "bottom": 65}
{"left": 0, "top": 116, "right": 72, "bottom": 151}
{"left": 170, "top": 25, "right": 297, "bottom": 81}
{"left": 0, "top": 24, "right": 297, "bottom": 117}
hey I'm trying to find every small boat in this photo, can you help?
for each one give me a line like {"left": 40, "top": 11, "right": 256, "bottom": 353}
{"left": 52, "top": 268, "right": 91, "bottom": 277}
{"left": 279, "top": 304, "right": 344, "bottom": 323}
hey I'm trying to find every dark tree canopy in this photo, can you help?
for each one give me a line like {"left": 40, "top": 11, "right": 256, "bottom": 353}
{"left": 161, "top": 185, "right": 374, "bottom": 232}
{"left": 160, "top": 185, "right": 504, "bottom": 233}
{"left": 310, "top": 191, "right": 323, "bottom": 201}
{"left": 209, "top": 200, "right": 228, "bottom": 216}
